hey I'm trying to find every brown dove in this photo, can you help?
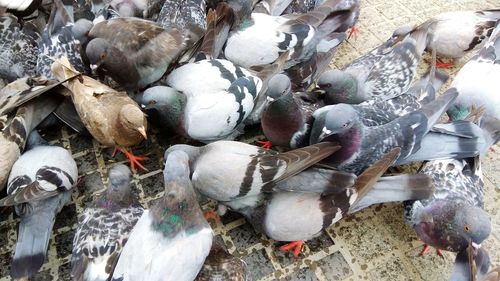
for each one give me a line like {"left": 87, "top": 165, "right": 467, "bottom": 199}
{"left": 51, "top": 57, "right": 148, "bottom": 171}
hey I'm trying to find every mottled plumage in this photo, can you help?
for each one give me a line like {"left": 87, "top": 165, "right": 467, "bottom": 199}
{"left": 309, "top": 88, "right": 457, "bottom": 174}
{"left": 317, "top": 26, "right": 428, "bottom": 103}
{"left": 111, "top": 150, "right": 213, "bottom": 281}
{"left": 1, "top": 130, "right": 78, "bottom": 279}
{"left": 71, "top": 164, "right": 144, "bottom": 281}
{"left": 195, "top": 239, "right": 248, "bottom": 281}
{"left": 0, "top": 14, "right": 40, "bottom": 81}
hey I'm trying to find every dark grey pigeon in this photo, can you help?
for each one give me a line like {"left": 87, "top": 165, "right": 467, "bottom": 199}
{"left": 316, "top": 65, "right": 449, "bottom": 127}
{"left": 317, "top": 26, "right": 428, "bottom": 104}
{"left": 260, "top": 73, "right": 325, "bottom": 148}
{"left": 36, "top": 0, "right": 91, "bottom": 79}
{"left": 449, "top": 247, "right": 491, "bottom": 281}
{"left": 71, "top": 164, "right": 144, "bottom": 281}
{"left": 404, "top": 156, "right": 491, "bottom": 260}
{"left": 223, "top": 148, "right": 402, "bottom": 257}
{"left": 224, "top": 0, "right": 357, "bottom": 69}
{"left": 0, "top": 130, "right": 78, "bottom": 279}
{"left": 0, "top": 14, "right": 40, "bottom": 81}
{"left": 111, "top": 150, "right": 213, "bottom": 281}
{"left": 164, "top": 141, "right": 342, "bottom": 203}
{"left": 195, "top": 239, "right": 248, "bottom": 281}
{"left": 309, "top": 88, "right": 457, "bottom": 174}
{"left": 0, "top": 94, "right": 63, "bottom": 190}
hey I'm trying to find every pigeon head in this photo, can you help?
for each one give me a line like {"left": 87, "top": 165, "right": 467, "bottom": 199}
{"left": 102, "top": 164, "right": 137, "bottom": 208}
{"left": 118, "top": 104, "right": 147, "bottom": 140}
{"left": 267, "top": 74, "right": 292, "bottom": 102}
{"left": 108, "top": 164, "right": 132, "bottom": 190}
{"left": 141, "top": 86, "right": 186, "bottom": 132}
{"left": 453, "top": 205, "right": 491, "bottom": 249}
{"left": 72, "top": 19, "right": 93, "bottom": 44}
{"left": 86, "top": 38, "right": 127, "bottom": 74}
{"left": 318, "top": 70, "right": 360, "bottom": 104}
{"left": 25, "top": 130, "right": 48, "bottom": 150}
{"left": 319, "top": 104, "right": 359, "bottom": 141}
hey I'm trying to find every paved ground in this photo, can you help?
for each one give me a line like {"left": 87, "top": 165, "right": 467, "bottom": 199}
{"left": 0, "top": 0, "right": 499, "bottom": 280}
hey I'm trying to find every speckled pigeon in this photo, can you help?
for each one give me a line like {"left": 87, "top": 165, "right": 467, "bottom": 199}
{"left": 0, "top": 130, "right": 78, "bottom": 279}
{"left": 195, "top": 239, "right": 248, "bottom": 281}
{"left": 309, "top": 88, "right": 457, "bottom": 174}
{"left": 164, "top": 141, "right": 342, "bottom": 203}
{"left": 449, "top": 246, "right": 491, "bottom": 281}
{"left": 412, "top": 9, "right": 500, "bottom": 68}
{"left": 71, "top": 164, "right": 144, "bottom": 281}
{"left": 317, "top": 26, "right": 428, "bottom": 104}
{"left": 36, "top": 0, "right": 91, "bottom": 79}
{"left": 0, "top": 14, "right": 40, "bottom": 81}
{"left": 447, "top": 20, "right": 500, "bottom": 122}
{"left": 404, "top": 156, "right": 491, "bottom": 259}
{"left": 111, "top": 150, "right": 213, "bottom": 281}
{"left": 223, "top": 148, "right": 402, "bottom": 257}
{"left": 224, "top": 0, "right": 356, "bottom": 69}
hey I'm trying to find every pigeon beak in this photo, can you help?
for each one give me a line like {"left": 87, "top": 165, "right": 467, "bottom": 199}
{"left": 90, "top": 64, "right": 99, "bottom": 71}
{"left": 319, "top": 127, "right": 333, "bottom": 141}
{"left": 137, "top": 126, "right": 147, "bottom": 139}
{"left": 266, "top": 96, "right": 275, "bottom": 102}
{"left": 471, "top": 241, "right": 481, "bottom": 255}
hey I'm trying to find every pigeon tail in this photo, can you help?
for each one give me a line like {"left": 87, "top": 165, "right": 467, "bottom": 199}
{"left": 48, "top": 0, "right": 73, "bottom": 36}
{"left": 196, "top": 3, "right": 235, "bottom": 61}
{"left": 408, "top": 26, "right": 428, "bottom": 57}
{"left": 348, "top": 174, "right": 433, "bottom": 213}
{"left": 10, "top": 194, "right": 68, "bottom": 279}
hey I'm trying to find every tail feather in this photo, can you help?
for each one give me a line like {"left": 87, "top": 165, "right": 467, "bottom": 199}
{"left": 420, "top": 88, "right": 458, "bottom": 130}
{"left": 10, "top": 194, "right": 68, "bottom": 279}
{"left": 348, "top": 174, "right": 433, "bottom": 213}
{"left": 408, "top": 27, "right": 428, "bottom": 57}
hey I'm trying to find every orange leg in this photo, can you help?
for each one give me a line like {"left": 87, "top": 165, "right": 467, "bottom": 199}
{"left": 419, "top": 244, "right": 444, "bottom": 258}
{"left": 113, "top": 147, "right": 148, "bottom": 172}
{"left": 347, "top": 26, "right": 359, "bottom": 40}
{"left": 204, "top": 210, "right": 220, "bottom": 222}
{"left": 280, "top": 240, "right": 305, "bottom": 257}
{"left": 257, "top": 140, "right": 273, "bottom": 149}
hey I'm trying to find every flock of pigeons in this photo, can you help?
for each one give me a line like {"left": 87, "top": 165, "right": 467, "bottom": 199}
{"left": 0, "top": 0, "right": 499, "bottom": 280}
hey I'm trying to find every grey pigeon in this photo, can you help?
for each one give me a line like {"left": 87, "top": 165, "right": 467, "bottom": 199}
{"left": 317, "top": 64, "right": 449, "bottom": 127}
{"left": 260, "top": 73, "right": 325, "bottom": 148}
{"left": 0, "top": 14, "right": 40, "bottom": 81}
{"left": 36, "top": 0, "right": 91, "bottom": 79}
{"left": 0, "top": 94, "right": 63, "bottom": 189}
{"left": 195, "top": 239, "right": 248, "bottom": 281}
{"left": 309, "top": 88, "right": 457, "bottom": 174}
{"left": 85, "top": 17, "right": 185, "bottom": 91}
{"left": 317, "top": 26, "right": 428, "bottom": 104}
{"left": 0, "top": 130, "right": 78, "bottom": 279}
{"left": 71, "top": 164, "right": 144, "bottom": 281}
{"left": 412, "top": 10, "right": 500, "bottom": 65}
{"left": 447, "top": 20, "right": 500, "bottom": 122}
{"left": 449, "top": 247, "right": 491, "bottom": 281}
{"left": 164, "top": 141, "right": 342, "bottom": 203}
{"left": 404, "top": 156, "right": 491, "bottom": 259}
{"left": 105, "top": 0, "right": 148, "bottom": 17}
{"left": 111, "top": 150, "right": 213, "bottom": 281}
{"left": 224, "top": 148, "right": 401, "bottom": 257}
{"left": 224, "top": 0, "right": 357, "bottom": 69}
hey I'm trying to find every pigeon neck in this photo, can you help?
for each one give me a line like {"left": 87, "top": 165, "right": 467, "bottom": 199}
{"left": 163, "top": 93, "right": 187, "bottom": 135}
{"left": 327, "top": 123, "right": 363, "bottom": 164}
{"left": 446, "top": 104, "right": 470, "bottom": 121}
{"left": 263, "top": 94, "right": 304, "bottom": 147}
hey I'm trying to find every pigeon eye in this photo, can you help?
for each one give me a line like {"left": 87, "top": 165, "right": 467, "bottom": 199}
{"left": 100, "top": 53, "right": 106, "bottom": 59}
{"left": 464, "top": 225, "right": 470, "bottom": 232}
{"left": 342, "top": 123, "right": 348, "bottom": 128}
{"left": 148, "top": 100, "right": 157, "bottom": 105}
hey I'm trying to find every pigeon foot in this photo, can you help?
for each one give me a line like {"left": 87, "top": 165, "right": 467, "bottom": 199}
{"left": 113, "top": 147, "right": 148, "bottom": 172}
{"left": 280, "top": 240, "right": 304, "bottom": 257}
{"left": 347, "top": 25, "right": 359, "bottom": 40}
{"left": 419, "top": 244, "right": 444, "bottom": 258}
{"left": 257, "top": 140, "right": 273, "bottom": 149}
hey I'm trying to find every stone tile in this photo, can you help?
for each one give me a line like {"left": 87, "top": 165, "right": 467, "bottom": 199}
{"left": 369, "top": 256, "right": 415, "bottom": 281}
{"left": 318, "top": 251, "right": 353, "bottom": 281}
{"left": 286, "top": 267, "right": 319, "bottom": 281}
{"left": 229, "top": 222, "right": 260, "bottom": 253}
{"left": 241, "top": 249, "right": 275, "bottom": 281}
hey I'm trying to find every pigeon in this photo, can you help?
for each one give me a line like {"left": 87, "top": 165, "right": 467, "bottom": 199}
{"left": 51, "top": 57, "right": 148, "bottom": 171}
{"left": 156, "top": 0, "right": 207, "bottom": 49}
{"left": 164, "top": 141, "right": 341, "bottom": 203}
{"left": 195, "top": 239, "right": 248, "bottom": 281}
{"left": 111, "top": 150, "right": 213, "bottom": 281}
{"left": 0, "top": 0, "right": 43, "bottom": 18}
{"left": 260, "top": 73, "right": 325, "bottom": 148}
{"left": 0, "top": 14, "right": 40, "bottom": 81}
{"left": 317, "top": 26, "right": 428, "bottom": 104}
{"left": 36, "top": 0, "right": 91, "bottom": 80}
{"left": 447, "top": 20, "right": 500, "bottom": 122}
{"left": 316, "top": 65, "right": 449, "bottom": 127}
{"left": 0, "top": 94, "right": 63, "bottom": 190}
{"left": 309, "top": 88, "right": 457, "bottom": 174}
{"left": 224, "top": 148, "right": 401, "bottom": 257}
{"left": 224, "top": 0, "right": 356, "bottom": 69}
{"left": 85, "top": 17, "right": 186, "bottom": 91}
{"left": 404, "top": 156, "right": 491, "bottom": 259}
{"left": 71, "top": 164, "right": 144, "bottom": 281}
{"left": 0, "top": 129, "right": 78, "bottom": 279}
{"left": 449, "top": 246, "right": 491, "bottom": 281}
{"left": 411, "top": 9, "right": 500, "bottom": 68}
{"left": 105, "top": 0, "right": 148, "bottom": 17}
